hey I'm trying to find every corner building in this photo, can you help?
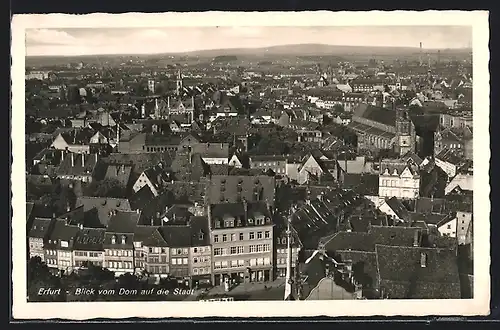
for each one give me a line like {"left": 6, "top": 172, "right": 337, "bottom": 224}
{"left": 208, "top": 201, "right": 274, "bottom": 285}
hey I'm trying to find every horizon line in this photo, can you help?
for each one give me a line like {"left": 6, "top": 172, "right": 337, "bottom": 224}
{"left": 25, "top": 42, "right": 473, "bottom": 58}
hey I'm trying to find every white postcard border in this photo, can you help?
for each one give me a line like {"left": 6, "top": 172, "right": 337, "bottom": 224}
{"left": 11, "top": 11, "right": 490, "bottom": 319}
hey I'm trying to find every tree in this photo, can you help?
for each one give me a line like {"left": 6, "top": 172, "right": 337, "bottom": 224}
{"left": 27, "top": 257, "right": 65, "bottom": 302}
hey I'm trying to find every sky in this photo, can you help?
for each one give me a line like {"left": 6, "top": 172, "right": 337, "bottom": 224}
{"left": 25, "top": 26, "right": 472, "bottom": 57}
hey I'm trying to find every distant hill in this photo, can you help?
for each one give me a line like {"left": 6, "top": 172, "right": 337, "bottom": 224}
{"left": 178, "top": 43, "right": 472, "bottom": 57}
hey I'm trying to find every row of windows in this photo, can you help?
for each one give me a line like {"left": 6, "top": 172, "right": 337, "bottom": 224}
{"left": 148, "top": 266, "right": 168, "bottom": 274}
{"left": 148, "top": 247, "right": 167, "bottom": 254}
{"left": 193, "top": 256, "right": 209, "bottom": 263}
{"left": 106, "top": 261, "right": 133, "bottom": 269}
{"left": 253, "top": 161, "right": 284, "bottom": 167}
{"left": 172, "top": 248, "right": 189, "bottom": 256}
{"left": 192, "top": 267, "right": 210, "bottom": 275}
{"left": 276, "top": 248, "right": 299, "bottom": 254}
{"left": 148, "top": 256, "right": 168, "bottom": 263}
{"left": 105, "top": 249, "right": 133, "bottom": 257}
{"left": 214, "top": 244, "right": 271, "bottom": 256}
{"left": 214, "top": 257, "right": 272, "bottom": 270}
{"left": 171, "top": 257, "right": 189, "bottom": 265}
{"left": 214, "top": 231, "right": 270, "bottom": 243}
{"left": 75, "top": 251, "right": 102, "bottom": 258}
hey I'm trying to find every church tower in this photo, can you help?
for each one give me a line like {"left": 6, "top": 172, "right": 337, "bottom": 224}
{"left": 176, "top": 69, "right": 183, "bottom": 96}
{"left": 395, "top": 107, "right": 416, "bottom": 156}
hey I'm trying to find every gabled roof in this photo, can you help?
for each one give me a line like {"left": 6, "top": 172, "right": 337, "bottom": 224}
{"left": 384, "top": 197, "right": 410, "bottom": 221}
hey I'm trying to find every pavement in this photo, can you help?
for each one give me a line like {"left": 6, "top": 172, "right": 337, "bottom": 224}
{"left": 188, "top": 278, "right": 286, "bottom": 300}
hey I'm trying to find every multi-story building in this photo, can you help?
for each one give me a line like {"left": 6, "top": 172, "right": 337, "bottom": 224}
{"left": 46, "top": 219, "right": 79, "bottom": 275}
{"left": 159, "top": 226, "right": 191, "bottom": 283}
{"left": 189, "top": 216, "right": 212, "bottom": 287}
{"left": 28, "top": 217, "right": 54, "bottom": 261}
{"left": 274, "top": 225, "right": 302, "bottom": 278}
{"left": 133, "top": 226, "right": 169, "bottom": 277}
{"left": 249, "top": 155, "right": 288, "bottom": 175}
{"left": 208, "top": 201, "right": 274, "bottom": 285}
{"left": 72, "top": 227, "right": 106, "bottom": 268}
{"left": 378, "top": 159, "right": 420, "bottom": 200}
{"left": 103, "top": 210, "right": 140, "bottom": 276}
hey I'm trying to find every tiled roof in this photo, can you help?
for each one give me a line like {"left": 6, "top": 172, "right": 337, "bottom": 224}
{"left": 56, "top": 153, "right": 99, "bottom": 177}
{"left": 106, "top": 210, "right": 141, "bottom": 234}
{"left": 385, "top": 197, "right": 410, "bottom": 221}
{"left": 376, "top": 244, "right": 461, "bottom": 299}
{"left": 76, "top": 196, "right": 132, "bottom": 227}
{"left": 158, "top": 225, "right": 192, "bottom": 248}
{"left": 104, "top": 164, "right": 132, "bottom": 187}
{"left": 352, "top": 103, "right": 396, "bottom": 128}
{"left": 29, "top": 217, "right": 53, "bottom": 239}
{"left": 348, "top": 121, "right": 395, "bottom": 140}
{"left": 48, "top": 219, "right": 80, "bottom": 249}
{"left": 343, "top": 173, "right": 379, "bottom": 196}
{"left": 73, "top": 228, "right": 106, "bottom": 251}
{"left": 206, "top": 175, "right": 276, "bottom": 205}
{"left": 190, "top": 216, "right": 210, "bottom": 247}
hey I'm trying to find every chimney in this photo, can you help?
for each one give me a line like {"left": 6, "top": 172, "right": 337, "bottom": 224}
{"left": 121, "top": 164, "right": 125, "bottom": 173}
{"left": 71, "top": 153, "right": 74, "bottom": 167}
{"left": 242, "top": 198, "right": 248, "bottom": 217}
{"left": 420, "top": 252, "right": 427, "bottom": 268}
{"left": 61, "top": 150, "right": 64, "bottom": 161}
{"left": 95, "top": 153, "right": 98, "bottom": 163}
{"left": 82, "top": 154, "right": 85, "bottom": 167}
{"left": 167, "top": 96, "right": 170, "bottom": 108}
{"left": 151, "top": 217, "right": 154, "bottom": 226}
{"left": 413, "top": 230, "right": 420, "bottom": 247}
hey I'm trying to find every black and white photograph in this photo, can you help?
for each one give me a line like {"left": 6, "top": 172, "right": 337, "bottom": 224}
{"left": 11, "top": 11, "right": 490, "bottom": 319}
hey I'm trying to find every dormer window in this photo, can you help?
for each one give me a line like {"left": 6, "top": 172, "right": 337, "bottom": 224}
{"left": 111, "top": 235, "right": 116, "bottom": 244}
{"left": 215, "top": 220, "right": 221, "bottom": 228}
{"left": 393, "top": 169, "right": 398, "bottom": 176}
{"left": 121, "top": 235, "right": 126, "bottom": 244}
{"left": 198, "top": 231, "right": 204, "bottom": 240}
{"left": 248, "top": 218, "right": 254, "bottom": 224}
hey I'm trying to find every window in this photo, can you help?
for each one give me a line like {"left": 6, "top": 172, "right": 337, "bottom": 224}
{"left": 249, "top": 232, "right": 255, "bottom": 240}
{"left": 231, "top": 233, "right": 236, "bottom": 241}
{"left": 257, "top": 245, "right": 264, "bottom": 252}
{"left": 214, "top": 262, "right": 222, "bottom": 269}
{"left": 239, "top": 233, "right": 244, "bottom": 240}
{"left": 222, "top": 234, "right": 228, "bottom": 242}
{"left": 249, "top": 245, "right": 257, "bottom": 253}
{"left": 257, "top": 232, "right": 263, "bottom": 239}
{"left": 221, "top": 261, "right": 228, "bottom": 268}
{"left": 194, "top": 248, "right": 198, "bottom": 253}
{"left": 149, "top": 247, "right": 153, "bottom": 253}
{"left": 263, "top": 244, "right": 270, "bottom": 252}
{"left": 257, "top": 258, "right": 264, "bottom": 266}
{"left": 265, "top": 231, "right": 270, "bottom": 239}
{"left": 183, "top": 258, "right": 188, "bottom": 265}
{"left": 193, "top": 257, "right": 198, "bottom": 263}
{"left": 250, "top": 259, "right": 257, "bottom": 266}
{"left": 447, "top": 224, "right": 452, "bottom": 229}
{"left": 214, "top": 235, "right": 219, "bottom": 243}
{"left": 237, "top": 246, "right": 244, "bottom": 254}
{"left": 230, "top": 247, "right": 237, "bottom": 254}
{"left": 172, "top": 258, "right": 177, "bottom": 265}
{"left": 237, "top": 259, "right": 245, "bottom": 266}
{"left": 214, "top": 248, "right": 222, "bottom": 256}
{"left": 264, "top": 257, "right": 271, "bottom": 265}
{"left": 231, "top": 260, "right": 238, "bottom": 268}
